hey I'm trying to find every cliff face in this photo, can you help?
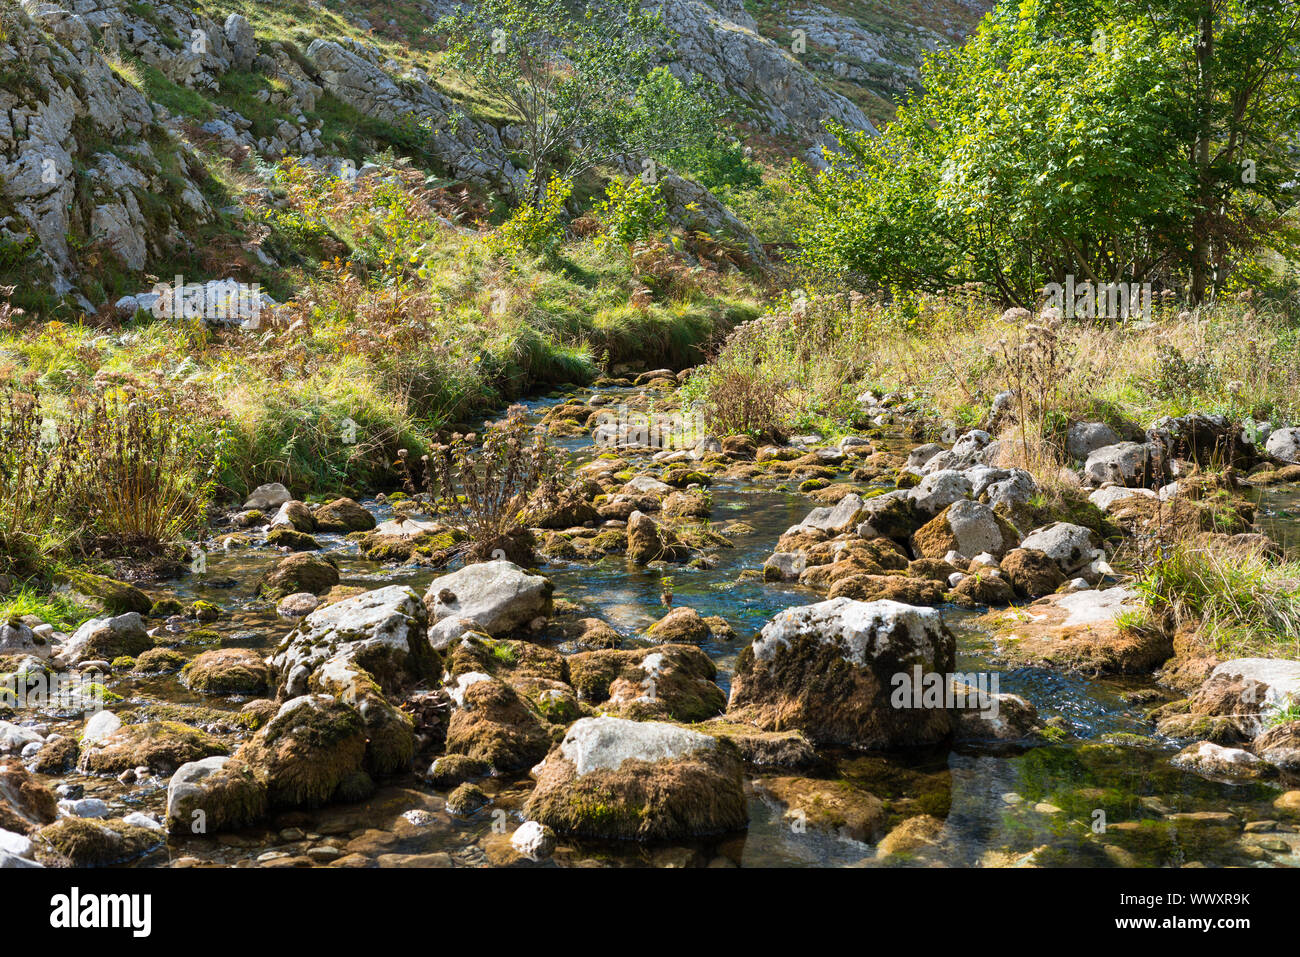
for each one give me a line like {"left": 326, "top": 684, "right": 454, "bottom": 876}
{"left": 0, "top": 0, "right": 987, "bottom": 310}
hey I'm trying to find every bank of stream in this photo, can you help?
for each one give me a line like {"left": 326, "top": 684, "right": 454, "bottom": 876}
{"left": 26, "top": 384, "right": 1300, "bottom": 868}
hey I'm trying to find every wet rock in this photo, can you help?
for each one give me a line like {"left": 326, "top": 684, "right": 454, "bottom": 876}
{"left": 276, "top": 592, "right": 320, "bottom": 618}
{"left": 795, "top": 494, "right": 864, "bottom": 534}
{"left": 313, "top": 497, "right": 377, "bottom": 533}
{"left": 999, "top": 548, "right": 1066, "bottom": 598}
{"left": 728, "top": 598, "right": 955, "bottom": 749}
{"left": 0, "top": 763, "right": 58, "bottom": 835}
{"left": 423, "top": 561, "right": 553, "bottom": 649}
{"left": 30, "top": 736, "right": 78, "bottom": 774}
{"left": 754, "top": 776, "right": 885, "bottom": 842}
{"left": 54, "top": 570, "right": 152, "bottom": 616}
{"left": 510, "top": 821, "right": 556, "bottom": 861}
{"left": 1171, "top": 741, "right": 1271, "bottom": 780}
{"left": 912, "top": 500, "right": 1019, "bottom": 561}
{"left": 626, "top": 510, "right": 691, "bottom": 564}
{"left": 36, "top": 818, "right": 162, "bottom": 867}
{"left": 983, "top": 587, "right": 1169, "bottom": 674}
{"left": 444, "top": 675, "right": 550, "bottom": 772}
{"left": 876, "top": 814, "right": 945, "bottom": 858}
{"left": 257, "top": 553, "right": 340, "bottom": 600}
{"left": 1018, "top": 523, "right": 1101, "bottom": 574}
{"left": 60, "top": 612, "right": 152, "bottom": 664}
{"left": 524, "top": 717, "right": 747, "bottom": 841}
{"left": 951, "top": 682, "right": 1042, "bottom": 742}
{"left": 182, "top": 648, "right": 272, "bottom": 695}
{"left": 571, "top": 644, "right": 726, "bottom": 723}
{"left": 646, "top": 607, "right": 710, "bottom": 644}
{"left": 165, "top": 756, "right": 267, "bottom": 836}
{"left": 78, "top": 721, "right": 228, "bottom": 775}
{"left": 238, "top": 694, "right": 367, "bottom": 808}
{"left": 244, "top": 483, "right": 292, "bottom": 510}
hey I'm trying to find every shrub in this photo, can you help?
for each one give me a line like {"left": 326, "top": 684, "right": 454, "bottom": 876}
{"left": 485, "top": 175, "right": 572, "bottom": 261}
{"left": 401, "top": 404, "right": 557, "bottom": 562}
{"left": 594, "top": 177, "right": 667, "bottom": 250}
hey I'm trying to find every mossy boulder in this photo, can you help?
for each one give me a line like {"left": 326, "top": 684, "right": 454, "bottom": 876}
{"left": 949, "top": 572, "right": 1016, "bottom": 608}
{"left": 182, "top": 648, "right": 272, "bottom": 695}
{"left": 78, "top": 721, "right": 229, "bottom": 775}
{"left": 312, "top": 498, "right": 377, "bottom": 533}
{"left": 447, "top": 782, "right": 490, "bottom": 815}
{"left": 1000, "top": 548, "right": 1066, "bottom": 598}
{"left": 0, "top": 763, "right": 58, "bottom": 834}
{"left": 165, "top": 755, "right": 268, "bottom": 836}
{"left": 754, "top": 776, "right": 886, "bottom": 842}
{"left": 56, "top": 569, "right": 151, "bottom": 616}
{"left": 30, "top": 735, "right": 79, "bottom": 774}
{"left": 133, "top": 647, "right": 187, "bottom": 673}
{"left": 444, "top": 674, "right": 551, "bottom": 772}
{"left": 524, "top": 717, "right": 747, "bottom": 841}
{"left": 257, "top": 553, "right": 340, "bottom": 600}
{"left": 692, "top": 720, "right": 819, "bottom": 769}
{"left": 569, "top": 644, "right": 726, "bottom": 723}
{"left": 728, "top": 598, "right": 955, "bottom": 749}
{"left": 60, "top": 612, "right": 153, "bottom": 663}
{"left": 37, "top": 818, "right": 162, "bottom": 867}
{"left": 426, "top": 754, "right": 490, "bottom": 789}
{"left": 237, "top": 694, "right": 368, "bottom": 808}
{"left": 626, "top": 510, "right": 691, "bottom": 564}
{"left": 645, "top": 606, "right": 711, "bottom": 644}
{"left": 266, "top": 527, "right": 322, "bottom": 551}
{"left": 911, "top": 500, "right": 1020, "bottom": 561}
{"left": 826, "top": 574, "right": 945, "bottom": 605}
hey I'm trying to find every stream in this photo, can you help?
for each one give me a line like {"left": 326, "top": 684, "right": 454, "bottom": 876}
{"left": 30, "top": 384, "right": 1300, "bottom": 868}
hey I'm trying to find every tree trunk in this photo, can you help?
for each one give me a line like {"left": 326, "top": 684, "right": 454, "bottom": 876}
{"left": 1190, "top": 7, "right": 1215, "bottom": 305}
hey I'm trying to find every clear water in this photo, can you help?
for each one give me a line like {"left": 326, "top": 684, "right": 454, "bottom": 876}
{"left": 30, "top": 387, "right": 1300, "bottom": 868}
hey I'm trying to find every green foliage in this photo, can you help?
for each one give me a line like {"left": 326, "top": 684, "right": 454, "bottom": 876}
{"left": 594, "top": 177, "right": 667, "bottom": 250}
{"left": 0, "top": 585, "right": 94, "bottom": 631}
{"left": 791, "top": 0, "right": 1300, "bottom": 304}
{"left": 485, "top": 174, "right": 572, "bottom": 261}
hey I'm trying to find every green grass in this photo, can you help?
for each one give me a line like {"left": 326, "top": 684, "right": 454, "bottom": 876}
{"left": 1137, "top": 541, "right": 1300, "bottom": 660}
{"left": 0, "top": 585, "right": 95, "bottom": 631}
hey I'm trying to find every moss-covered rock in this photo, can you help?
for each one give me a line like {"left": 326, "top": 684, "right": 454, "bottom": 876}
{"left": 692, "top": 719, "right": 820, "bottom": 769}
{"left": 37, "top": 818, "right": 162, "bottom": 866}
{"left": 728, "top": 598, "right": 955, "bottom": 749}
{"left": 30, "top": 735, "right": 79, "bottom": 774}
{"left": 61, "top": 612, "right": 153, "bottom": 663}
{"left": 56, "top": 569, "right": 152, "bottom": 616}
{"left": 182, "top": 648, "right": 272, "bottom": 695}
{"left": 569, "top": 644, "right": 726, "bottom": 722}
{"left": 165, "top": 755, "right": 268, "bottom": 836}
{"left": 266, "top": 527, "right": 322, "bottom": 551}
{"left": 133, "top": 647, "right": 187, "bottom": 673}
{"left": 524, "top": 717, "right": 747, "bottom": 841}
{"left": 1000, "top": 548, "right": 1066, "bottom": 598}
{"left": 237, "top": 694, "right": 367, "bottom": 808}
{"left": 256, "top": 553, "right": 340, "bottom": 600}
{"left": 646, "top": 606, "right": 711, "bottom": 644}
{"left": 444, "top": 674, "right": 551, "bottom": 772}
{"left": 426, "top": 754, "right": 491, "bottom": 789}
{"left": 447, "top": 782, "right": 490, "bottom": 815}
{"left": 0, "top": 763, "right": 58, "bottom": 834}
{"left": 312, "top": 498, "right": 377, "bottom": 533}
{"left": 78, "top": 721, "right": 229, "bottom": 775}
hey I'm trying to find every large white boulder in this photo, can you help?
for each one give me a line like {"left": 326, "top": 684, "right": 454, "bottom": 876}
{"left": 1265, "top": 427, "right": 1300, "bottom": 464}
{"left": 1018, "top": 523, "right": 1100, "bottom": 573}
{"left": 423, "top": 561, "right": 553, "bottom": 649}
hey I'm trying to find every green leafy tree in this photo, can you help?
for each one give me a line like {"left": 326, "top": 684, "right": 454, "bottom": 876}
{"left": 791, "top": 0, "right": 1300, "bottom": 305}
{"left": 438, "top": 1, "right": 719, "bottom": 206}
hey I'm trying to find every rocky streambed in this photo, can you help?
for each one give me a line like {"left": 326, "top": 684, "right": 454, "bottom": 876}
{"left": 3, "top": 381, "right": 1300, "bottom": 869}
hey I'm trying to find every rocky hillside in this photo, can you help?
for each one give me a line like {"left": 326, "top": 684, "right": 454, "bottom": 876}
{"left": 0, "top": 0, "right": 988, "bottom": 314}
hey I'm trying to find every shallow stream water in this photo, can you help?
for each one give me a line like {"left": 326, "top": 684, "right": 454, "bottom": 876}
{"left": 32, "top": 386, "right": 1300, "bottom": 868}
